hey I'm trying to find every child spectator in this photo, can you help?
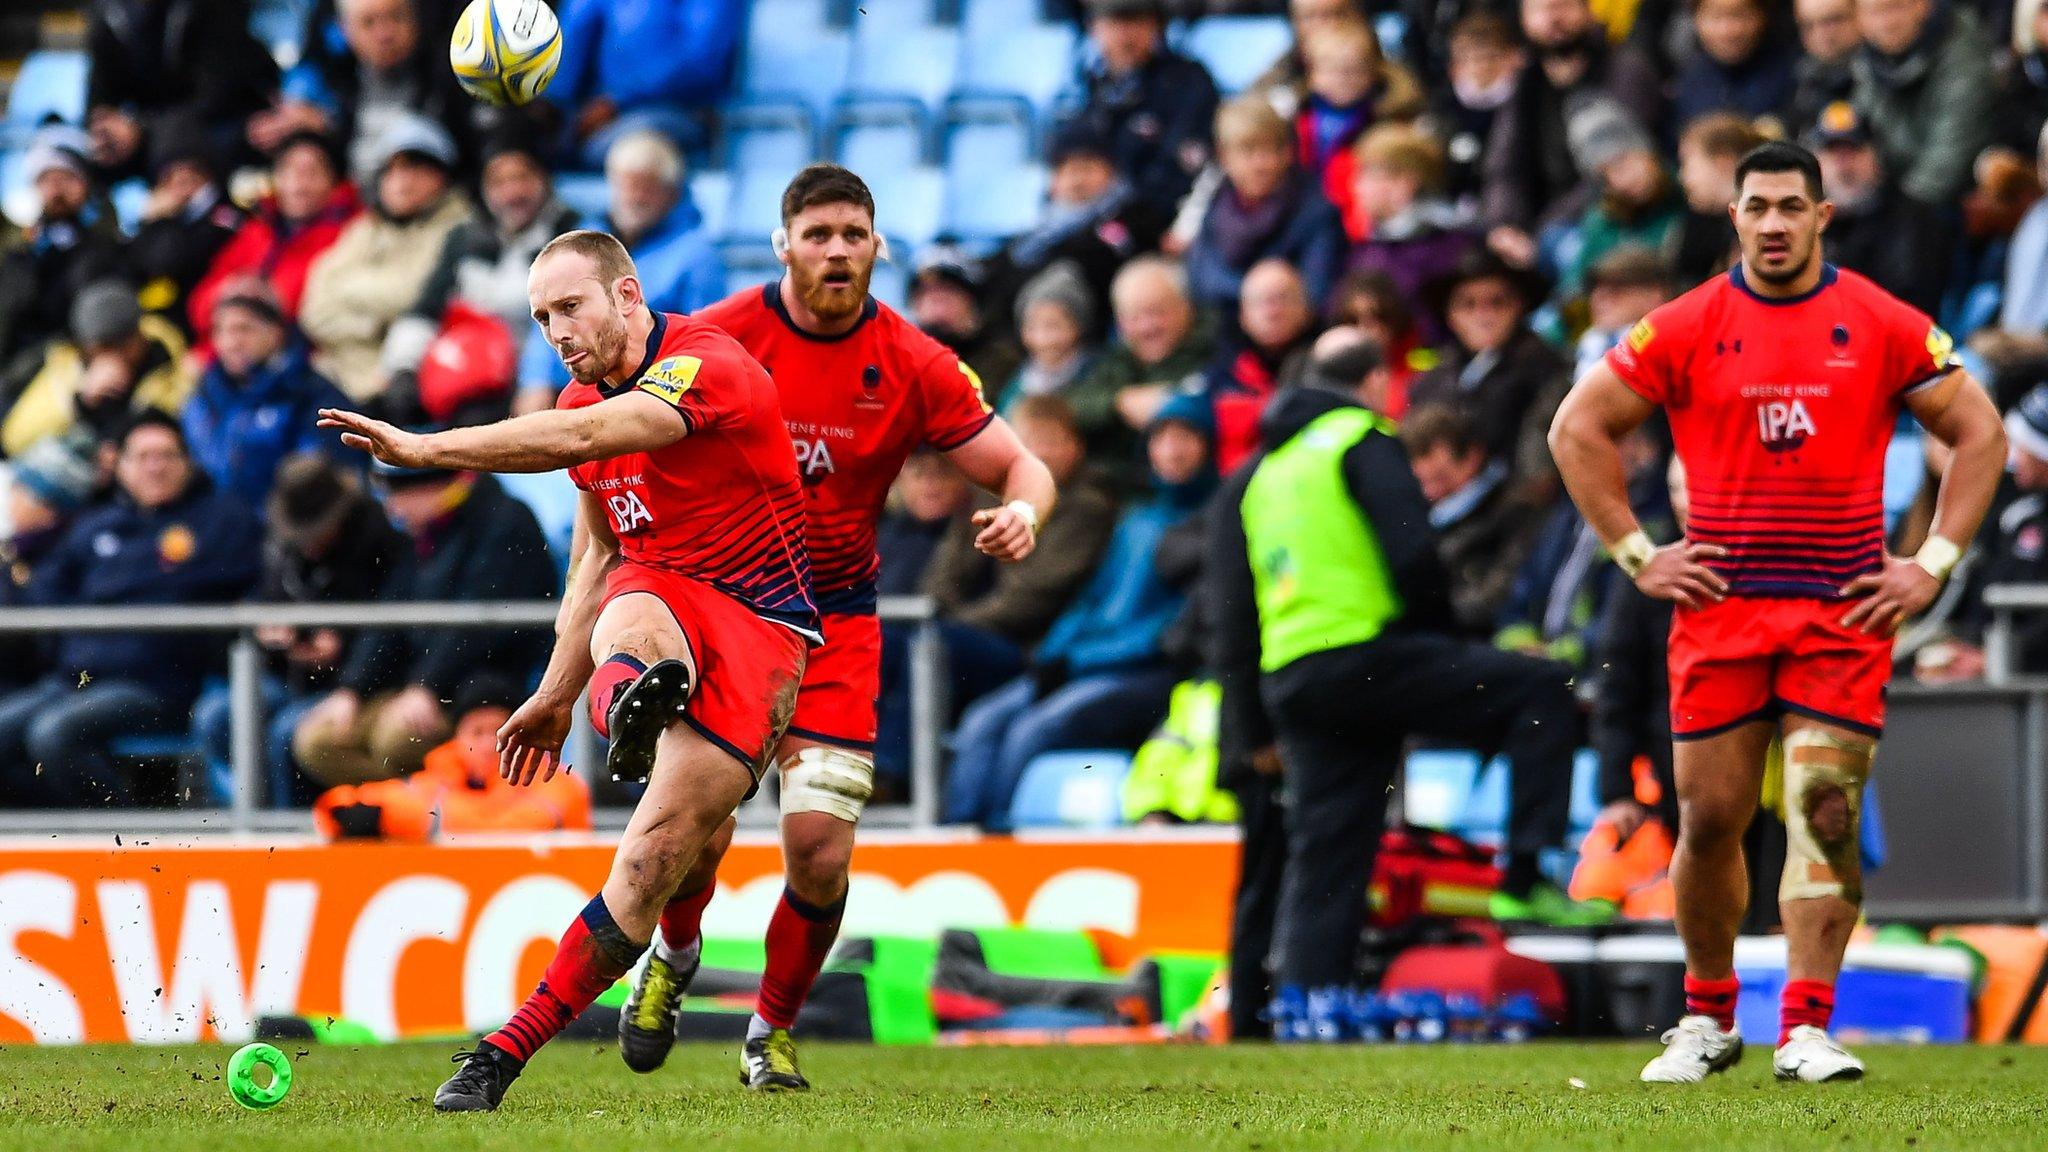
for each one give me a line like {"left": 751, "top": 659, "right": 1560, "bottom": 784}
{"left": 1670, "top": 113, "right": 1763, "bottom": 287}
{"left": 1343, "top": 123, "right": 1476, "bottom": 334}
{"left": 1292, "top": 18, "right": 1424, "bottom": 229}
{"left": 997, "top": 263, "right": 1098, "bottom": 415}
{"left": 1184, "top": 96, "right": 1348, "bottom": 323}
{"left": 1563, "top": 99, "right": 1682, "bottom": 299}
{"left": 1427, "top": 13, "right": 1525, "bottom": 210}
{"left": 1332, "top": 269, "right": 1438, "bottom": 418}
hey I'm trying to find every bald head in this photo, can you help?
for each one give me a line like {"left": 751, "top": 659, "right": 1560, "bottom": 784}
{"left": 1240, "top": 259, "right": 1311, "bottom": 351}
{"left": 1111, "top": 256, "right": 1194, "bottom": 366}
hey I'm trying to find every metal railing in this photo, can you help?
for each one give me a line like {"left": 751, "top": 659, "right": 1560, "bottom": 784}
{"left": 1981, "top": 583, "right": 2048, "bottom": 686}
{"left": 0, "top": 596, "right": 946, "bottom": 834}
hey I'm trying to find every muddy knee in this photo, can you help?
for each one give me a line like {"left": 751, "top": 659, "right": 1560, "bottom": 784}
{"left": 1780, "top": 728, "right": 1874, "bottom": 906}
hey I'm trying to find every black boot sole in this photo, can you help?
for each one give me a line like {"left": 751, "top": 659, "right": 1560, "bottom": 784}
{"left": 605, "top": 658, "right": 694, "bottom": 782}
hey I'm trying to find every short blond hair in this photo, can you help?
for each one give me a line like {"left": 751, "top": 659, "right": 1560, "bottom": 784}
{"left": 534, "top": 229, "right": 638, "bottom": 291}
{"left": 1356, "top": 123, "right": 1444, "bottom": 190}
{"left": 1215, "top": 94, "right": 1293, "bottom": 151}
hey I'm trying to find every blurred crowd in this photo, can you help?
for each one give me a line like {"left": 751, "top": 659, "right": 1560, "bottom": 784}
{"left": 2, "top": 0, "right": 2047, "bottom": 821}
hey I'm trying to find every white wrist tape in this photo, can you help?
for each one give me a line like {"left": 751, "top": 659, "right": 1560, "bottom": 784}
{"left": 1611, "top": 530, "right": 1655, "bottom": 579}
{"left": 1913, "top": 536, "right": 1961, "bottom": 582}
{"left": 1005, "top": 499, "right": 1040, "bottom": 535}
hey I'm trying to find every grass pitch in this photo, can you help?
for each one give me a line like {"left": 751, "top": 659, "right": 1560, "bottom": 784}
{"left": 1, "top": 1040, "right": 2044, "bottom": 1152}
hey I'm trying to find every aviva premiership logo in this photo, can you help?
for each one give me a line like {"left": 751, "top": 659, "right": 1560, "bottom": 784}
{"left": 637, "top": 356, "right": 702, "bottom": 405}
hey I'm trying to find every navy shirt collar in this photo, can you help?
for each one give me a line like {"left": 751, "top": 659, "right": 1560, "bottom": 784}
{"left": 1729, "top": 261, "right": 1838, "bottom": 306}
{"left": 597, "top": 310, "right": 670, "bottom": 398}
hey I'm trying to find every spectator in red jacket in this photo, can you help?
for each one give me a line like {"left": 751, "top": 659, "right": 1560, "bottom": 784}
{"left": 188, "top": 132, "right": 362, "bottom": 351}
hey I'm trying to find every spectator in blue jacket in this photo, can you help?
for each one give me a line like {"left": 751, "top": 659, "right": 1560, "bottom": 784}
{"left": 1183, "top": 95, "right": 1348, "bottom": 330}
{"left": 943, "top": 389, "right": 1217, "bottom": 828}
{"left": 546, "top": 0, "right": 745, "bottom": 168}
{"left": 183, "top": 283, "right": 354, "bottom": 514}
{"left": 0, "top": 413, "right": 261, "bottom": 807}
{"left": 515, "top": 130, "right": 725, "bottom": 409}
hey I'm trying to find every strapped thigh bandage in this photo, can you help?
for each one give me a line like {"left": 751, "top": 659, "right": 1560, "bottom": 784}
{"left": 1778, "top": 727, "right": 1875, "bottom": 905}
{"left": 780, "top": 745, "right": 874, "bottom": 823}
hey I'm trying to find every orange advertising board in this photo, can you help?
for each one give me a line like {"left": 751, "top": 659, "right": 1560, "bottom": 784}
{"left": 0, "top": 829, "right": 1237, "bottom": 1045}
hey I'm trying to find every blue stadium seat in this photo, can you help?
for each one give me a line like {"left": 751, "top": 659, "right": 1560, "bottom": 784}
{"left": 870, "top": 257, "right": 910, "bottom": 312}
{"left": 720, "top": 237, "right": 782, "bottom": 287}
{"left": 110, "top": 179, "right": 148, "bottom": 235}
{"left": 943, "top": 162, "right": 1046, "bottom": 241}
{"left": 688, "top": 169, "right": 732, "bottom": 242}
{"left": 1402, "top": 747, "right": 1483, "bottom": 829}
{"left": 867, "top": 165, "right": 945, "bottom": 247}
{"left": 726, "top": 160, "right": 803, "bottom": 242}
{"left": 1008, "top": 749, "right": 1132, "bottom": 830}
{"left": 722, "top": 104, "right": 820, "bottom": 177}
{"left": 112, "top": 733, "right": 199, "bottom": 760}
{"left": 954, "top": 21, "right": 1078, "bottom": 112}
{"left": 740, "top": 0, "right": 852, "bottom": 118}
{"left": 833, "top": 102, "right": 931, "bottom": 175}
{"left": 497, "top": 471, "right": 581, "bottom": 576}
{"left": 4, "top": 51, "right": 90, "bottom": 138}
{"left": 848, "top": 23, "right": 960, "bottom": 107}
{"left": 250, "top": 0, "right": 311, "bottom": 68}
{"left": 555, "top": 171, "right": 608, "bottom": 222}
{"left": 1178, "top": 16, "right": 1292, "bottom": 94}
{"left": 959, "top": 0, "right": 1057, "bottom": 36}
{"left": 943, "top": 112, "right": 1036, "bottom": 189}
{"left": 844, "top": 0, "right": 939, "bottom": 36}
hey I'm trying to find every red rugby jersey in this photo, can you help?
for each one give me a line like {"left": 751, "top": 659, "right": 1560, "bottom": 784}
{"left": 557, "top": 310, "right": 820, "bottom": 641}
{"left": 1606, "top": 264, "right": 1958, "bottom": 599}
{"left": 696, "top": 282, "right": 995, "bottom": 615}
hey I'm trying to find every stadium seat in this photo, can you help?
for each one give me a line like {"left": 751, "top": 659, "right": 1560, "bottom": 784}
{"left": 726, "top": 161, "right": 806, "bottom": 243}
{"left": 959, "top": 0, "right": 1058, "bottom": 35}
{"left": 848, "top": 22, "right": 960, "bottom": 107}
{"left": 554, "top": 171, "right": 608, "bottom": 222}
{"left": 1402, "top": 747, "right": 1483, "bottom": 829}
{"left": 943, "top": 162, "right": 1046, "bottom": 242}
{"left": 833, "top": 102, "right": 931, "bottom": 175}
{"left": 497, "top": 471, "right": 581, "bottom": 577}
{"left": 3, "top": 51, "right": 90, "bottom": 139}
{"left": 688, "top": 169, "right": 732, "bottom": 241}
{"left": 870, "top": 257, "right": 910, "bottom": 312}
{"left": 953, "top": 21, "right": 1078, "bottom": 112}
{"left": 1008, "top": 749, "right": 1132, "bottom": 830}
{"left": 720, "top": 237, "right": 783, "bottom": 287}
{"left": 110, "top": 179, "right": 148, "bottom": 235}
{"left": 722, "top": 104, "right": 820, "bottom": 178}
{"left": 250, "top": 0, "right": 311, "bottom": 68}
{"left": 739, "top": 0, "right": 852, "bottom": 118}
{"left": 1178, "top": 16, "right": 1292, "bottom": 95}
{"left": 844, "top": 0, "right": 939, "bottom": 36}
{"left": 942, "top": 111, "right": 1036, "bottom": 188}
{"left": 867, "top": 165, "right": 946, "bottom": 247}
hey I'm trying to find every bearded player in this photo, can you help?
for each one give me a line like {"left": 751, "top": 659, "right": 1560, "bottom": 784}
{"left": 1550, "top": 141, "right": 2005, "bottom": 1084}
{"left": 610, "top": 164, "right": 1057, "bottom": 1092}
{"left": 320, "top": 229, "right": 819, "bottom": 1112}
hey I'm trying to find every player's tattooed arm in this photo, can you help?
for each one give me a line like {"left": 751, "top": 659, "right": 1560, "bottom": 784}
{"left": 947, "top": 417, "right": 1058, "bottom": 563}
{"left": 319, "top": 392, "right": 687, "bottom": 473}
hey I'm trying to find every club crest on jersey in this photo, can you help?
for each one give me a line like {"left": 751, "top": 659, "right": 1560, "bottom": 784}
{"left": 637, "top": 356, "right": 702, "bottom": 405}
{"left": 1758, "top": 399, "right": 1816, "bottom": 451}
{"left": 856, "top": 364, "right": 885, "bottom": 410}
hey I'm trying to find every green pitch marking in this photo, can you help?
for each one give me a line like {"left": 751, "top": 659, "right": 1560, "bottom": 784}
{"left": 1, "top": 1041, "right": 2044, "bottom": 1151}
